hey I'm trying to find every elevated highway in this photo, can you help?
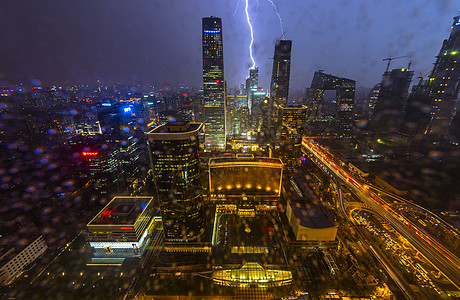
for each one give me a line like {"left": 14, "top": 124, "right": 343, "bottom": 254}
{"left": 301, "top": 138, "right": 460, "bottom": 290}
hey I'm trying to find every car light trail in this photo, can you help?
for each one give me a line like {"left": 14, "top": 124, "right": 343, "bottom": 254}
{"left": 245, "top": 0, "right": 256, "bottom": 67}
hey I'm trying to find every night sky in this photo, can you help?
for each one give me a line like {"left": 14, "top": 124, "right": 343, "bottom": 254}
{"left": 0, "top": 0, "right": 458, "bottom": 94}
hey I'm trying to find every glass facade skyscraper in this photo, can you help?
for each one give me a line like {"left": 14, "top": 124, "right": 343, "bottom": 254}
{"left": 277, "top": 105, "right": 307, "bottom": 172}
{"left": 202, "top": 17, "right": 226, "bottom": 150}
{"left": 269, "top": 40, "right": 292, "bottom": 124}
{"left": 147, "top": 122, "right": 205, "bottom": 242}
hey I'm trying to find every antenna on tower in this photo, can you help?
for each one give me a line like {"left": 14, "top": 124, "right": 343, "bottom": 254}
{"left": 279, "top": 31, "right": 286, "bottom": 40}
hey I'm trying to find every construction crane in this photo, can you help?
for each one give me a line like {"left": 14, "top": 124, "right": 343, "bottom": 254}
{"left": 383, "top": 55, "right": 408, "bottom": 72}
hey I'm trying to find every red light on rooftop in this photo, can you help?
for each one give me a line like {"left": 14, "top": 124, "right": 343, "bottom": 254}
{"left": 120, "top": 227, "right": 133, "bottom": 230}
{"left": 82, "top": 152, "right": 98, "bottom": 156}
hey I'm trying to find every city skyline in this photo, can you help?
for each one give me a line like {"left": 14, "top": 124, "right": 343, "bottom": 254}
{"left": 0, "top": 1, "right": 459, "bottom": 93}
{"left": 2, "top": 2, "right": 460, "bottom": 299}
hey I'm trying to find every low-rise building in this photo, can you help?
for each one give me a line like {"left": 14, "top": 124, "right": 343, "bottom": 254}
{"left": 0, "top": 235, "right": 47, "bottom": 285}
{"left": 87, "top": 196, "right": 157, "bottom": 258}
{"left": 286, "top": 201, "right": 337, "bottom": 241}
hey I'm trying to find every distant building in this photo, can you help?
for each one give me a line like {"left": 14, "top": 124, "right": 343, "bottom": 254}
{"left": 305, "top": 71, "right": 356, "bottom": 132}
{"left": 269, "top": 40, "right": 292, "bottom": 125}
{"left": 426, "top": 15, "right": 460, "bottom": 136}
{"left": 286, "top": 202, "right": 337, "bottom": 241}
{"left": 148, "top": 122, "right": 205, "bottom": 242}
{"left": 246, "top": 66, "right": 259, "bottom": 114}
{"left": 370, "top": 68, "right": 414, "bottom": 134}
{"left": 366, "top": 83, "right": 381, "bottom": 117}
{"left": 202, "top": 17, "right": 226, "bottom": 150}
{"left": 277, "top": 105, "right": 307, "bottom": 172}
{"left": 87, "top": 196, "right": 157, "bottom": 258}
{"left": 71, "top": 140, "right": 124, "bottom": 193}
{"left": 0, "top": 236, "right": 47, "bottom": 285}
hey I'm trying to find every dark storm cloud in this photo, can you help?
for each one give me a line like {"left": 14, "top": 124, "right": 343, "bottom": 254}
{"left": 0, "top": 0, "right": 458, "bottom": 91}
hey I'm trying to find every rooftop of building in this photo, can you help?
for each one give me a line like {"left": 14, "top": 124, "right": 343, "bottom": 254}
{"left": 147, "top": 122, "right": 203, "bottom": 140}
{"left": 278, "top": 104, "right": 307, "bottom": 110}
{"left": 209, "top": 155, "right": 283, "bottom": 167}
{"left": 283, "top": 171, "right": 319, "bottom": 204}
{"left": 87, "top": 196, "right": 154, "bottom": 226}
{"left": 288, "top": 201, "right": 336, "bottom": 229}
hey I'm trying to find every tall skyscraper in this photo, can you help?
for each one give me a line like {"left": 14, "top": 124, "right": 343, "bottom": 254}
{"left": 246, "top": 66, "right": 258, "bottom": 114}
{"left": 304, "top": 71, "right": 356, "bottom": 132}
{"left": 277, "top": 105, "right": 307, "bottom": 172}
{"left": 369, "top": 68, "right": 414, "bottom": 134}
{"left": 426, "top": 15, "right": 460, "bottom": 136}
{"left": 202, "top": 17, "right": 226, "bottom": 150}
{"left": 148, "top": 122, "right": 205, "bottom": 242}
{"left": 269, "top": 40, "right": 292, "bottom": 124}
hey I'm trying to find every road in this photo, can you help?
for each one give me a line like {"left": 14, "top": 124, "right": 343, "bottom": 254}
{"left": 302, "top": 138, "right": 460, "bottom": 290}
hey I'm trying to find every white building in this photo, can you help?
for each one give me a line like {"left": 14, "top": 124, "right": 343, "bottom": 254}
{"left": 0, "top": 235, "right": 47, "bottom": 285}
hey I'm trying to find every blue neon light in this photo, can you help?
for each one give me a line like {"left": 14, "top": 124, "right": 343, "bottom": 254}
{"left": 204, "top": 30, "right": 220, "bottom": 33}
{"left": 124, "top": 107, "right": 131, "bottom": 113}
{"left": 101, "top": 103, "right": 111, "bottom": 106}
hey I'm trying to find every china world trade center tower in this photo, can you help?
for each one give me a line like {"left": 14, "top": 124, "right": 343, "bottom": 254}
{"left": 202, "top": 17, "right": 226, "bottom": 151}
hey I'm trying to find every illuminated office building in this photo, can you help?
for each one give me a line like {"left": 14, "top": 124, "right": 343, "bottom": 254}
{"left": 305, "top": 71, "right": 355, "bottom": 132}
{"left": 87, "top": 196, "right": 156, "bottom": 258}
{"left": 426, "top": 15, "right": 460, "bottom": 136}
{"left": 74, "top": 142, "right": 123, "bottom": 193}
{"left": 209, "top": 154, "right": 283, "bottom": 202}
{"left": 202, "top": 17, "right": 226, "bottom": 150}
{"left": 277, "top": 105, "right": 307, "bottom": 172}
{"left": 269, "top": 40, "right": 292, "bottom": 124}
{"left": 148, "top": 122, "right": 205, "bottom": 242}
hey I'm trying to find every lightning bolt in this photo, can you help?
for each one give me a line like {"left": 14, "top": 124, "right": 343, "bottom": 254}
{"left": 233, "top": 0, "right": 241, "bottom": 16}
{"left": 266, "top": 0, "right": 284, "bottom": 36}
{"left": 245, "top": 0, "right": 256, "bottom": 68}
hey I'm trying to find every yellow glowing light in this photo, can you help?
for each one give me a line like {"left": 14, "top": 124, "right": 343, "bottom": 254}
{"left": 246, "top": 184, "right": 252, "bottom": 189}
{"left": 226, "top": 185, "right": 232, "bottom": 189}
